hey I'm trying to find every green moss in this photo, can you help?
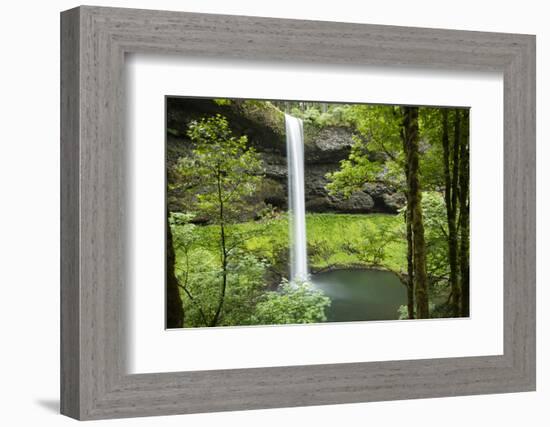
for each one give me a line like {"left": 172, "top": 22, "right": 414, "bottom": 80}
{"left": 213, "top": 98, "right": 232, "bottom": 106}
{"left": 177, "top": 213, "right": 407, "bottom": 276}
{"left": 238, "top": 100, "right": 286, "bottom": 136}
{"left": 305, "top": 213, "right": 406, "bottom": 272}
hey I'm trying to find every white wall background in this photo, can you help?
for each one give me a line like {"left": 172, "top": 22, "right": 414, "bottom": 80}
{"left": 0, "top": 0, "right": 546, "bottom": 425}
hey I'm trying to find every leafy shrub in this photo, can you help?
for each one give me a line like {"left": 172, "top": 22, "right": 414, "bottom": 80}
{"left": 250, "top": 280, "right": 330, "bottom": 325}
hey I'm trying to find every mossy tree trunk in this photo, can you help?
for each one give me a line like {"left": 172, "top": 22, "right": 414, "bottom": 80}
{"left": 166, "top": 218, "right": 184, "bottom": 328}
{"left": 405, "top": 211, "right": 415, "bottom": 319}
{"left": 450, "top": 110, "right": 462, "bottom": 315}
{"left": 458, "top": 110, "right": 470, "bottom": 317}
{"left": 403, "top": 106, "right": 429, "bottom": 318}
{"left": 442, "top": 109, "right": 460, "bottom": 317}
{"left": 401, "top": 126, "right": 415, "bottom": 319}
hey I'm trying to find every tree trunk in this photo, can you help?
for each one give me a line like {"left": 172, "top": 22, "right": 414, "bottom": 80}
{"left": 403, "top": 106, "right": 429, "bottom": 318}
{"left": 442, "top": 109, "right": 460, "bottom": 317}
{"left": 166, "top": 218, "right": 184, "bottom": 328}
{"left": 210, "top": 172, "right": 228, "bottom": 327}
{"left": 401, "top": 125, "right": 415, "bottom": 319}
{"left": 458, "top": 110, "right": 470, "bottom": 317}
{"left": 450, "top": 110, "right": 462, "bottom": 315}
{"left": 405, "top": 210, "right": 415, "bottom": 319}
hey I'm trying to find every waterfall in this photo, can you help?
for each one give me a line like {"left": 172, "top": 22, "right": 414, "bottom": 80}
{"left": 285, "top": 114, "right": 309, "bottom": 283}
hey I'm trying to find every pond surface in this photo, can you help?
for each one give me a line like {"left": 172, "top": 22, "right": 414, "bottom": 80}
{"left": 311, "top": 269, "right": 407, "bottom": 322}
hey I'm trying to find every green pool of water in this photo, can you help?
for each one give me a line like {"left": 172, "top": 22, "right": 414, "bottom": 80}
{"left": 311, "top": 269, "right": 407, "bottom": 322}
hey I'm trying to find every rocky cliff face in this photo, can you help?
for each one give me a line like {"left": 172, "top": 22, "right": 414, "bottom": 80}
{"left": 166, "top": 97, "right": 405, "bottom": 215}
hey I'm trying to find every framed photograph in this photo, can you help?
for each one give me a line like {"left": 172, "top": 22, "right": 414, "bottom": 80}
{"left": 61, "top": 6, "right": 536, "bottom": 420}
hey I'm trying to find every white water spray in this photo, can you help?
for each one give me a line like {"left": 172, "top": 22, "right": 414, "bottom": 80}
{"left": 285, "top": 114, "right": 309, "bottom": 283}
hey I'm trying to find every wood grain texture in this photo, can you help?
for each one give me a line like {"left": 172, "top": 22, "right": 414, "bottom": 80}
{"left": 60, "top": 7, "right": 80, "bottom": 419}
{"left": 60, "top": 5, "right": 536, "bottom": 420}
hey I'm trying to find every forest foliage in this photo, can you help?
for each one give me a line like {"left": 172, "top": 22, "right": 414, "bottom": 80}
{"left": 166, "top": 99, "right": 470, "bottom": 328}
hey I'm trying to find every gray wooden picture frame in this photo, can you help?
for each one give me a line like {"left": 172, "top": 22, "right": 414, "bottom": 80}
{"left": 60, "top": 5, "right": 536, "bottom": 420}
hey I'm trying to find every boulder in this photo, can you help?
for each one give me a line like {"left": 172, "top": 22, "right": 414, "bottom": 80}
{"left": 337, "top": 191, "right": 376, "bottom": 212}
{"left": 304, "top": 126, "right": 355, "bottom": 164}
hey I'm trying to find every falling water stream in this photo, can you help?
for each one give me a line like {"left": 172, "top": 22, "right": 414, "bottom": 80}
{"left": 284, "top": 114, "right": 406, "bottom": 320}
{"left": 285, "top": 114, "right": 309, "bottom": 283}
